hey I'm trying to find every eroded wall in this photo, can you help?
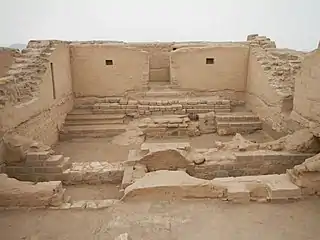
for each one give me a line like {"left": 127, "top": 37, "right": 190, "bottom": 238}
{"left": 291, "top": 50, "right": 320, "bottom": 127}
{"left": 170, "top": 45, "right": 249, "bottom": 97}
{"left": 0, "top": 48, "right": 18, "bottom": 78}
{"left": 0, "top": 43, "right": 73, "bottom": 145}
{"left": 245, "top": 35, "right": 305, "bottom": 134}
{"left": 246, "top": 50, "right": 287, "bottom": 134}
{"left": 71, "top": 44, "right": 149, "bottom": 96}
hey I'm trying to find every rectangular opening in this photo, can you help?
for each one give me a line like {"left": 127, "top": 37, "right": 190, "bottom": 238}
{"left": 206, "top": 58, "right": 215, "bottom": 64}
{"left": 105, "top": 59, "right": 113, "bottom": 65}
{"left": 50, "top": 62, "right": 56, "bottom": 99}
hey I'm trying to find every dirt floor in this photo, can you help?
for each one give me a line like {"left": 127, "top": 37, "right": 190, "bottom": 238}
{"left": 53, "top": 138, "right": 140, "bottom": 163}
{"left": 1, "top": 199, "right": 320, "bottom": 240}
{"left": 53, "top": 131, "right": 273, "bottom": 163}
{"left": 65, "top": 184, "right": 123, "bottom": 200}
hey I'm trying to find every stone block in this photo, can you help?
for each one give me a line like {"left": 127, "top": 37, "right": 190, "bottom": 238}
{"left": 122, "top": 166, "right": 134, "bottom": 189}
{"left": 227, "top": 183, "right": 250, "bottom": 203}
{"left": 115, "top": 233, "right": 132, "bottom": 240}
{"left": 122, "top": 170, "right": 227, "bottom": 201}
{"left": 70, "top": 200, "right": 87, "bottom": 209}
{"left": 6, "top": 166, "right": 34, "bottom": 174}
{"left": 26, "top": 151, "right": 50, "bottom": 161}
{"left": 266, "top": 175, "right": 302, "bottom": 200}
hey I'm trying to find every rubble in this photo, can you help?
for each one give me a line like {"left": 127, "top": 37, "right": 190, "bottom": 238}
{"left": 0, "top": 173, "right": 65, "bottom": 207}
{"left": 3, "top": 133, "right": 53, "bottom": 165}
{"left": 260, "top": 128, "right": 320, "bottom": 153}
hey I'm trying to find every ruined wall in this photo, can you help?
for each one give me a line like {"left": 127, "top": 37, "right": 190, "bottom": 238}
{"left": 246, "top": 51, "right": 289, "bottom": 134}
{"left": 0, "top": 48, "right": 19, "bottom": 78}
{"left": 170, "top": 45, "right": 249, "bottom": 97}
{"left": 291, "top": 50, "right": 320, "bottom": 127}
{"left": 245, "top": 35, "right": 304, "bottom": 134}
{"left": 71, "top": 44, "right": 149, "bottom": 96}
{"left": 0, "top": 42, "right": 73, "bottom": 145}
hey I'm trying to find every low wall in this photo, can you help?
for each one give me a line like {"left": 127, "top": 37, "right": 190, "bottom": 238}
{"left": 189, "top": 151, "right": 313, "bottom": 179}
{"left": 71, "top": 44, "right": 149, "bottom": 96}
{"left": 291, "top": 50, "right": 320, "bottom": 127}
{"left": 170, "top": 45, "right": 249, "bottom": 99}
{"left": 0, "top": 43, "right": 73, "bottom": 146}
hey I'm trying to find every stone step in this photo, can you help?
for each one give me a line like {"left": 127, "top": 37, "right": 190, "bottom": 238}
{"left": 215, "top": 113, "right": 260, "bottom": 122}
{"left": 217, "top": 121, "right": 262, "bottom": 128}
{"left": 65, "top": 119, "right": 124, "bottom": 125}
{"left": 217, "top": 121, "right": 262, "bottom": 135}
{"left": 67, "top": 109, "right": 95, "bottom": 115}
{"left": 60, "top": 124, "right": 127, "bottom": 140}
{"left": 66, "top": 113, "right": 125, "bottom": 120}
{"left": 62, "top": 124, "right": 127, "bottom": 133}
{"left": 145, "top": 90, "right": 183, "bottom": 97}
{"left": 265, "top": 174, "right": 302, "bottom": 201}
{"left": 65, "top": 113, "right": 125, "bottom": 125}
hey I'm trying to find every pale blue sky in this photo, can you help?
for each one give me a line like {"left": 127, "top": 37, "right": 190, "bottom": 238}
{"left": 0, "top": 0, "right": 319, "bottom": 51}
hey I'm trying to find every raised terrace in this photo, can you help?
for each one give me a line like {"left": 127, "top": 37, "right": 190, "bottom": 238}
{"left": 0, "top": 34, "right": 320, "bottom": 210}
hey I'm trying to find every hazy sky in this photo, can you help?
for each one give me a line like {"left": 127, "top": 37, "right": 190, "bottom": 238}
{"left": 1, "top": 0, "right": 319, "bottom": 51}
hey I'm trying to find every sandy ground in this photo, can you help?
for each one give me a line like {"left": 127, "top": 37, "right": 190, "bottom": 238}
{"left": 53, "top": 131, "right": 273, "bottom": 163}
{"left": 1, "top": 199, "right": 320, "bottom": 240}
{"left": 53, "top": 138, "right": 140, "bottom": 163}
{"left": 65, "top": 184, "right": 123, "bottom": 200}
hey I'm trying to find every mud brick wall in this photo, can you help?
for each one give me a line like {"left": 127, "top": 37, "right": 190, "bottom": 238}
{"left": 70, "top": 44, "right": 149, "bottom": 96}
{"left": 246, "top": 34, "right": 305, "bottom": 134}
{"left": 89, "top": 98, "right": 231, "bottom": 116}
{"left": 170, "top": 45, "right": 249, "bottom": 96}
{"left": 0, "top": 42, "right": 73, "bottom": 146}
{"left": 188, "top": 151, "right": 314, "bottom": 179}
{"left": 291, "top": 50, "right": 320, "bottom": 127}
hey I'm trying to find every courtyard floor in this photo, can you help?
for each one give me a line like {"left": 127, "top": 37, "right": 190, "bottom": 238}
{"left": 53, "top": 130, "right": 273, "bottom": 163}
{"left": 1, "top": 199, "right": 320, "bottom": 240}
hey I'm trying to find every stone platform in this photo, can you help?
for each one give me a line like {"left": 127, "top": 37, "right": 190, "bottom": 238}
{"left": 121, "top": 170, "right": 302, "bottom": 203}
{"left": 60, "top": 96, "right": 262, "bottom": 139}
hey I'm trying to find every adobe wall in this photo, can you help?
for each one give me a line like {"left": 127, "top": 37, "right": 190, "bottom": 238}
{"left": 245, "top": 35, "right": 304, "bottom": 134}
{"left": 0, "top": 42, "right": 73, "bottom": 145}
{"left": 0, "top": 48, "right": 19, "bottom": 78}
{"left": 70, "top": 44, "right": 149, "bottom": 96}
{"left": 291, "top": 50, "right": 320, "bottom": 127}
{"left": 246, "top": 50, "right": 286, "bottom": 133}
{"left": 170, "top": 45, "right": 249, "bottom": 98}
{"left": 129, "top": 43, "right": 173, "bottom": 82}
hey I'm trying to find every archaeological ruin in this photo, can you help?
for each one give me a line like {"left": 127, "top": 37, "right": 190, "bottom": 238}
{"left": 0, "top": 34, "right": 320, "bottom": 210}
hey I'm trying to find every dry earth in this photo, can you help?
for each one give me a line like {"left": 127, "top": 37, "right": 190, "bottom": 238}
{"left": 1, "top": 199, "right": 320, "bottom": 240}
{"left": 53, "top": 131, "right": 273, "bottom": 163}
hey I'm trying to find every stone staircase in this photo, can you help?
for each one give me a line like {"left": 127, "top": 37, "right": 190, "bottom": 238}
{"left": 61, "top": 92, "right": 264, "bottom": 139}
{"left": 215, "top": 112, "right": 262, "bottom": 135}
{"left": 60, "top": 109, "right": 127, "bottom": 140}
